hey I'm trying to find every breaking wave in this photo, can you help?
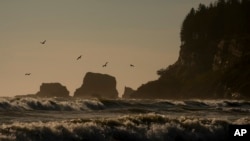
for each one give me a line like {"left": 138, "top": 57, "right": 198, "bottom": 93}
{"left": 0, "top": 97, "right": 250, "bottom": 113}
{"left": 0, "top": 97, "right": 104, "bottom": 111}
{"left": 1, "top": 113, "right": 249, "bottom": 141}
{"left": 0, "top": 97, "right": 250, "bottom": 141}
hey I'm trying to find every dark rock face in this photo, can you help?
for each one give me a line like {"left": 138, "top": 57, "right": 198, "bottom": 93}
{"left": 132, "top": 1, "right": 250, "bottom": 99}
{"left": 122, "top": 87, "right": 135, "bottom": 99}
{"left": 133, "top": 37, "right": 250, "bottom": 100}
{"left": 74, "top": 72, "right": 118, "bottom": 99}
{"left": 36, "top": 83, "right": 70, "bottom": 97}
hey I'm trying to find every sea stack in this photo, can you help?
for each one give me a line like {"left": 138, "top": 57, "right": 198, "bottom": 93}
{"left": 36, "top": 83, "right": 70, "bottom": 97}
{"left": 74, "top": 72, "right": 119, "bottom": 99}
{"left": 122, "top": 86, "right": 135, "bottom": 99}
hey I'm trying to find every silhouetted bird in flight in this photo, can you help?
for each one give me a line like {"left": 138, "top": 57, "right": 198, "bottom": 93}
{"left": 40, "top": 40, "right": 46, "bottom": 44}
{"left": 25, "top": 73, "right": 31, "bottom": 76}
{"left": 77, "top": 55, "right": 82, "bottom": 60}
{"left": 130, "top": 64, "right": 135, "bottom": 67}
{"left": 102, "top": 62, "right": 108, "bottom": 67}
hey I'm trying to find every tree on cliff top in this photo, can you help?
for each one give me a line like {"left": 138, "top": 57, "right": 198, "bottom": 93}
{"left": 180, "top": 0, "right": 250, "bottom": 44}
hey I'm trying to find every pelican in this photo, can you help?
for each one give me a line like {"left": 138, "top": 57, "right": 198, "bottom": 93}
{"left": 25, "top": 73, "right": 31, "bottom": 76}
{"left": 77, "top": 55, "right": 82, "bottom": 60}
{"left": 102, "top": 62, "right": 108, "bottom": 67}
{"left": 40, "top": 40, "right": 46, "bottom": 44}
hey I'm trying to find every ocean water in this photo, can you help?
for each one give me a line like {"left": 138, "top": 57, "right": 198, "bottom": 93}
{"left": 0, "top": 97, "right": 249, "bottom": 141}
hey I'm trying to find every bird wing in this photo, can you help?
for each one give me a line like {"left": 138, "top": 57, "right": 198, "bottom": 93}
{"left": 77, "top": 55, "right": 81, "bottom": 60}
{"left": 41, "top": 40, "right": 46, "bottom": 44}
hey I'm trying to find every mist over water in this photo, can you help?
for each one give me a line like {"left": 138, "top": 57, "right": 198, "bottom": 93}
{"left": 0, "top": 97, "right": 249, "bottom": 141}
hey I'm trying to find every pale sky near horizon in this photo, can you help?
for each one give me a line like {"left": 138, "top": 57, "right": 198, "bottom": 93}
{"left": 0, "top": 0, "right": 217, "bottom": 97}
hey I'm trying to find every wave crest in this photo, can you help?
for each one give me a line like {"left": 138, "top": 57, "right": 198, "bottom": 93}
{"left": 1, "top": 114, "right": 242, "bottom": 141}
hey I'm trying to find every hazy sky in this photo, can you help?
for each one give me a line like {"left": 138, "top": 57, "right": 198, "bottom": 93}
{"left": 0, "top": 0, "right": 217, "bottom": 97}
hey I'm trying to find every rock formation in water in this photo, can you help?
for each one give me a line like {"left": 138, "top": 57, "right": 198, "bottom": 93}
{"left": 74, "top": 72, "right": 119, "bottom": 98}
{"left": 131, "top": 0, "right": 250, "bottom": 99}
{"left": 122, "top": 86, "right": 135, "bottom": 99}
{"left": 36, "top": 83, "right": 70, "bottom": 97}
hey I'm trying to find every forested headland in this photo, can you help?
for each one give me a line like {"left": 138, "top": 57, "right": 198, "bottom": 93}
{"left": 131, "top": 0, "right": 250, "bottom": 99}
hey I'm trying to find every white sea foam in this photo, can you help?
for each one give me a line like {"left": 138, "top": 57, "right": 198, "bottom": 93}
{"left": 1, "top": 97, "right": 250, "bottom": 140}
{"left": 0, "top": 97, "right": 105, "bottom": 111}
{"left": 1, "top": 114, "right": 249, "bottom": 141}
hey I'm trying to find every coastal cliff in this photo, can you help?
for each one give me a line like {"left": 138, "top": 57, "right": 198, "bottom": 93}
{"left": 132, "top": 0, "right": 250, "bottom": 99}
